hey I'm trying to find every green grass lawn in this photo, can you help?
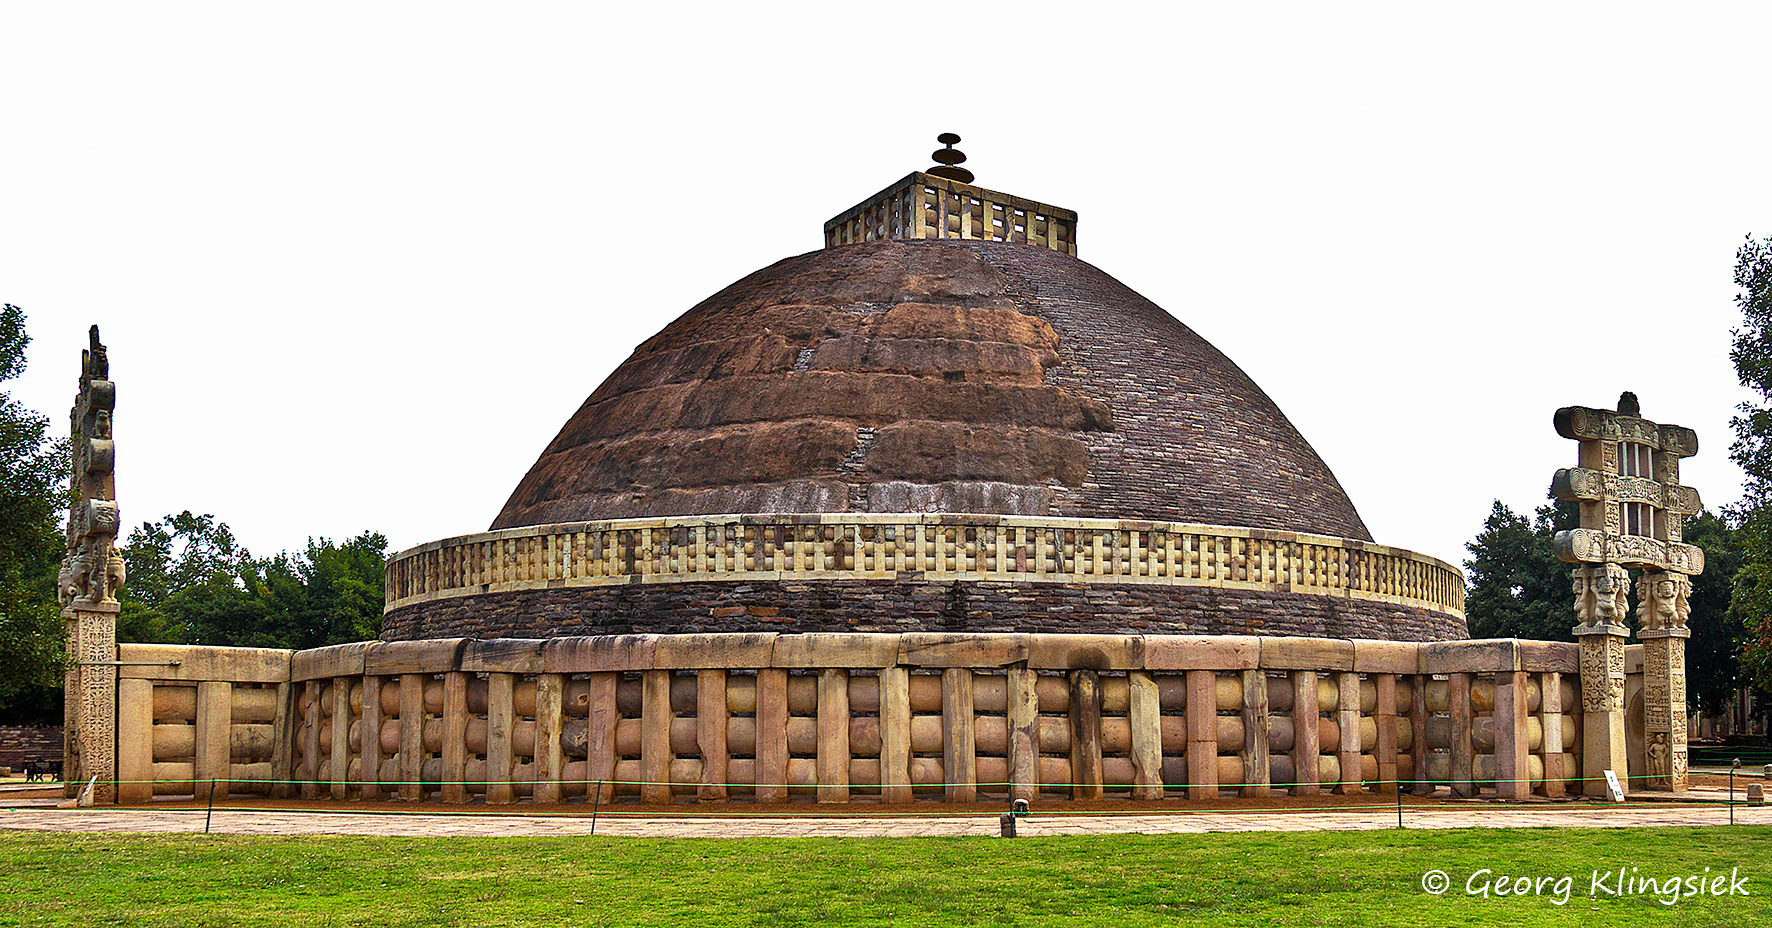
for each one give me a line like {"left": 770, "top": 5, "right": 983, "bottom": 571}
{"left": 1, "top": 827, "right": 1765, "bottom": 927}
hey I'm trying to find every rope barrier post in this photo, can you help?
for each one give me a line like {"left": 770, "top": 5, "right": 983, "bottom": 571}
{"left": 204, "top": 779, "right": 216, "bottom": 834}
{"left": 1396, "top": 779, "right": 1403, "bottom": 829}
{"left": 590, "top": 780, "right": 603, "bottom": 837}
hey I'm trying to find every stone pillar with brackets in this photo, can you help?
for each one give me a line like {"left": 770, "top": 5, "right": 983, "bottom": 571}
{"left": 1552, "top": 392, "right": 1702, "bottom": 796}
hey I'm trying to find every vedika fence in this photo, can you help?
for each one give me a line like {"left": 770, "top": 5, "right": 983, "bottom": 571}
{"left": 107, "top": 634, "right": 1627, "bottom": 806}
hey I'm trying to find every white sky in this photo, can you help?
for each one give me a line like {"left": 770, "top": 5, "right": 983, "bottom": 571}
{"left": 5, "top": 3, "right": 1770, "bottom": 572}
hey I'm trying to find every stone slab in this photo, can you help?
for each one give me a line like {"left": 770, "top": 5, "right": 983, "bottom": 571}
{"left": 1143, "top": 635, "right": 1259, "bottom": 671}
{"left": 119, "top": 644, "right": 291, "bottom": 684}
{"left": 652, "top": 633, "right": 778, "bottom": 669}
{"left": 1350, "top": 640, "right": 1419, "bottom": 675}
{"left": 898, "top": 633, "right": 1029, "bottom": 667}
{"left": 543, "top": 636, "right": 658, "bottom": 673}
{"left": 771, "top": 633, "right": 901, "bottom": 668}
{"left": 1027, "top": 634, "right": 1143, "bottom": 670}
{"left": 461, "top": 639, "right": 547, "bottom": 674}
{"left": 1260, "top": 637, "right": 1354, "bottom": 672}
{"left": 291, "top": 641, "right": 373, "bottom": 682}
{"left": 364, "top": 638, "right": 471, "bottom": 675}
{"left": 1419, "top": 639, "right": 1519, "bottom": 675}
{"left": 1517, "top": 640, "right": 1579, "bottom": 674}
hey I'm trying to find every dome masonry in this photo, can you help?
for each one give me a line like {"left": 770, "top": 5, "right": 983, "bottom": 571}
{"left": 492, "top": 239, "right": 1372, "bottom": 540}
{"left": 386, "top": 141, "right": 1465, "bottom": 641}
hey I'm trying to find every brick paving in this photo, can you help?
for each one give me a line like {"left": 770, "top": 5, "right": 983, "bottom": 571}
{"left": 2, "top": 798, "right": 1766, "bottom": 839}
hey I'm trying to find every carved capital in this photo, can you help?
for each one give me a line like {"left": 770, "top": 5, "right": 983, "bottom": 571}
{"left": 1572, "top": 562, "right": 1631, "bottom": 630}
{"left": 1636, "top": 571, "right": 1690, "bottom": 632}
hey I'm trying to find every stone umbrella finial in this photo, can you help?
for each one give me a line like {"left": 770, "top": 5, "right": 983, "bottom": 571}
{"left": 927, "top": 132, "right": 974, "bottom": 184}
{"left": 1618, "top": 391, "right": 1640, "bottom": 417}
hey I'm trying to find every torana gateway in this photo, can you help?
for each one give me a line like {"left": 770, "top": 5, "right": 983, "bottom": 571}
{"left": 65, "top": 139, "right": 1696, "bottom": 806}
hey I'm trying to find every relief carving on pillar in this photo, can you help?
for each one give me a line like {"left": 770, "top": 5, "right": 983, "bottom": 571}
{"left": 1646, "top": 732, "right": 1670, "bottom": 788}
{"left": 1637, "top": 572, "right": 1690, "bottom": 632}
{"left": 1572, "top": 563, "right": 1630, "bottom": 630}
{"left": 63, "top": 326, "right": 122, "bottom": 609}
{"left": 1578, "top": 634, "right": 1625, "bottom": 713}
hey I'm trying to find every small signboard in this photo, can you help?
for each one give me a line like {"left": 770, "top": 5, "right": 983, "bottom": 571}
{"left": 1603, "top": 769, "right": 1626, "bottom": 803}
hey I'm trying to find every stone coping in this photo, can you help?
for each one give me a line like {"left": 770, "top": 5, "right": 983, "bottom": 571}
{"left": 282, "top": 633, "right": 1568, "bottom": 682}
{"left": 383, "top": 514, "right": 1465, "bottom": 617}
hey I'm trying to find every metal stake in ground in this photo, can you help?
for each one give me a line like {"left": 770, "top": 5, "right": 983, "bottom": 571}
{"left": 1731, "top": 759, "right": 1740, "bottom": 826}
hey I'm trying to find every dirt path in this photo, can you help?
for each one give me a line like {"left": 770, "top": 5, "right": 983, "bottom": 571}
{"left": 3, "top": 795, "right": 1766, "bottom": 838}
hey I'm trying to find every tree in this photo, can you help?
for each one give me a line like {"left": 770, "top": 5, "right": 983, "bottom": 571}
{"left": 1728, "top": 233, "right": 1772, "bottom": 698}
{"left": 117, "top": 513, "right": 386, "bottom": 649}
{"left": 0, "top": 304, "right": 70, "bottom": 722}
{"left": 1681, "top": 512, "right": 1744, "bottom": 715}
{"left": 1462, "top": 497, "right": 1579, "bottom": 642}
{"left": 118, "top": 511, "right": 254, "bottom": 643}
{"left": 251, "top": 533, "right": 388, "bottom": 649}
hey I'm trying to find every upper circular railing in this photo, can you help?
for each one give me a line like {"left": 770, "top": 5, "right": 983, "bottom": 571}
{"left": 384, "top": 514, "right": 1464, "bottom": 617}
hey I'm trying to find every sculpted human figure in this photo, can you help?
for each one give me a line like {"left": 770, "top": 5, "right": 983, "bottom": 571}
{"left": 1646, "top": 732, "right": 1670, "bottom": 785}
{"left": 1591, "top": 566, "right": 1626, "bottom": 627}
{"left": 1636, "top": 573, "right": 1691, "bottom": 632}
{"left": 1572, "top": 570, "right": 1595, "bottom": 628}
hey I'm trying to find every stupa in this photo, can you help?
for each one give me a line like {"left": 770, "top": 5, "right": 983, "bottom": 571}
{"left": 383, "top": 137, "right": 1465, "bottom": 642}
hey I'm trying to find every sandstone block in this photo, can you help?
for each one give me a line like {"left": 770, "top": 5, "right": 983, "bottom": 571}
{"left": 364, "top": 639, "right": 470, "bottom": 675}
{"left": 461, "top": 639, "right": 546, "bottom": 674}
{"left": 1143, "top": 635, "right": 1259, "bottom": 670}
{"left": 1419, "top": 639, "right": 1519, "bottom": 674}
{"left": 898, "top": 632, "right": 1030, "bottom": 667}
{"left": 1350, "top": 640, "right": 1418, "bottom": 675}
{"left": 1517, "top": 640, "right": 1578, "bottom": 673}
{"left": 120, "top": 643, "right": 292, "bottom": 684}
{"left": 653, "top": 633, "right": 778, "bottom": 669}
{"left": 292, "top": 641, "right": 372, "bottom": 682}
{"left": 1028, "top": 634, "right": 1143, "bottom": 670}
{"left": 543, "top": 635, "right": 658, "bottom": 673}
{"left": 1260, "top": 636, "right": 1353, "bottom": 671}
{"left": 772, "top": 633, "right": 900, "bottom": 668}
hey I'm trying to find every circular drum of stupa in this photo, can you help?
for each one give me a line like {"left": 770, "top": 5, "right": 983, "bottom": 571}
{"left": 384, "top": 173, "right": 1465, "bottom": 642}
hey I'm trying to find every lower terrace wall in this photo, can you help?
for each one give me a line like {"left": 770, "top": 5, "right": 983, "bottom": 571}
{"left": 107, "top": 633, "right": 1622, "bottom": 804}
{"left": 383, "top": 581, "right": 1464, "bottom": 643}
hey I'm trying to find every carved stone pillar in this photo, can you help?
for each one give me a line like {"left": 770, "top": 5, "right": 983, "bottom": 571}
{"left": 63, "top": 605, "right": 118, "bottom": 802}
{"left": 1573, "top": 562, "right": 1630, "bottom": 798}
{"left": 61, "top": 327, "right": 122, "bottom": 804}
{"left": 1638, "top": 571, "right": 1691, "bottom": 792}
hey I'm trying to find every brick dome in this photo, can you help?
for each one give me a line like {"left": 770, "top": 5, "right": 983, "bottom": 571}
{"left": 493, "top": 238, "right": 1372, "bottom": 540}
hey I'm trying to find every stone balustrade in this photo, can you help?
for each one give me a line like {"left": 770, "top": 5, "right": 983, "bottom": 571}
{"left": 823, "top": 172, "right": 1078, "bottom": 255}
{"left": 106, "top": 632, "right": 1606, "bottom": 805}
{"left": 383, "top": 515, "right": 1465, "bottom": 619}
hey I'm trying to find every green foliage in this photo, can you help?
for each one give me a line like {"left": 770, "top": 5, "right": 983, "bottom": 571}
{"left": 1729, "top": 233, "right": 1772, "bottom": 487}
{"left": 1729, "top": 505, "right": 1772, "bottom": 693}
{"left": 0, "top": 304, "right": 69, "bottom": 722}
{"left": 1681, "top": 511, "right": 1746, "bottom": 714}
{"left": 1728, "top": 233, "right": 1772, "bottom": 697}
{"left": 1462, "top": 497, "right": 1578, "bottom": 642}
{"left": 118, "top": 512, "right": 386, "bottom": 650}
{"left": 117, "top": 511, "right": 253, "bottom": 643}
